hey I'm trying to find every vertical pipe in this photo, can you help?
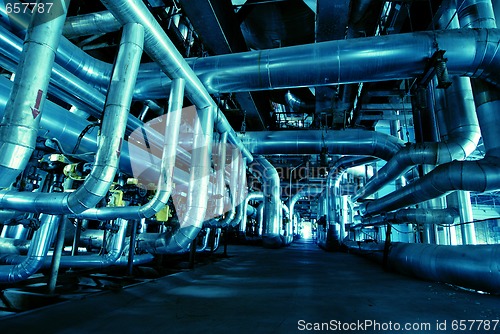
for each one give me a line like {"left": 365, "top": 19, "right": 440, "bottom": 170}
{"left": 127, "top": 219, "right": 139, "bottom": 275}
{"left": 252, "top": 157, "right": 282, "bottom": 248}
{"left": 0, "top": 0, "right": 70, "bottom": 188}
{"left": 71, "top": 219, "right": 83, "bottom": 256}
{"left": 458, "top": 191, "right": 477, "bottom": 244}
{"left": 47, "top": 216, "right": 66, "bottom": 293}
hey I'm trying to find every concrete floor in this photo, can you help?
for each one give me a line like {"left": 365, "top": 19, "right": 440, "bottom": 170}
{"left": 1, "top": 239, "right": 499, "bottom": 333}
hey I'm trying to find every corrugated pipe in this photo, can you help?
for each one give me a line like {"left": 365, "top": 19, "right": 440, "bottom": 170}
{"left": 0, "top": 23, "right": 144, "bottom": 214}
{"left": 355, "top": 208, "right": 459, "bottom": 228}
{"left": 0, "top": 1, "right": 69, "bottom": 189}
{"left": 353, "top": 76, "right": 480, "bottom": 201}
{"left": 0, "top": 214, "right": 60, "bottom": 282}
{"left": 140, "top": 106, "right": 214, "bottom": 254}
{"left": 240, "top": 192, "right": 264, "bottom": 234}
{"left": 360, "top": 96, "right": 500, "bottom": 216}
{"left": 241, "top": 130, "right": 404, "bottom": 161}
{"left": 63, "top": 10, "right": 122, "bottom": 38}
{"left": 73, "top": 78, "right": 185, "bottom": 220}
{"left": 100, "top": 0, "right": 252, "bottom": 163}
{"left": 344, "top": 240, "right": 500, "bottom": 294}
{"left": 251, "top": 157, "right": 282, "bottom": 248}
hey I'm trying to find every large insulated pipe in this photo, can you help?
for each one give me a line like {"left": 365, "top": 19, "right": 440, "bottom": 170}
{"left": 63, "top": 10, "right": 122, "bottom": 38}
{"left": 0, "top": 0, "right": 69, "bottom": 188}
{"left": 240, "top": 192, "right": 264, "bottom": 234}
{"left": 0, "top": 214, "right": 60, "bottom": 282}
{"left": 72, "top": 79, "right": 185, "bottom": 220}
{"left": 99, "top": 0, "right": 252, "bottom": 163}
{"left": 289, "top": 186, "right": 324, "bottom": 223}
{"left": 0, "top": 23, "right": 144, "bottom": 214}
{"left": 327, "top": 157, "right": 376, "bottom": 246}
{"left": 241, "top": 130, "right": 404, "bottom": 161}
{"left": 136, "top": 28, "right": 500, "bottom": 96}
{"left": 251, "top": 157, "right": 282, "bottom": 248}
{"left": 344, "top": 240, "right": 500, "bottom": 293}
{"left": 355, "top": 208, "right": 459, "bottom": 227}
{"left": 360, "top": 97, "right": 500, "bottom": 216}
{"left": 231, "top": 157, "right": 248, "bottom": 227}
{"left": 353, "top": 77, "right": 480, "bottom": 201}
{"left": 140, "top": 105, "right": 214, "bottom": 254}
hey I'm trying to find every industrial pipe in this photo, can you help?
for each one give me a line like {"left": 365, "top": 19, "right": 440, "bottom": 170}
{"left": 354, "top": 76, "right": 480, "bottom": 201}
{"left": 240, "top": 130, "right": 404, "bottom": 161}
{"left": 360, "top": 98, "right": 500, "bottom": 216}
{"left": 355, "top": 208, "right": 459, "bottom": 228}
{"left": 344, "top": 240, "right": 500, "bottom": 293}
{"left": 73, "top": 78, "right": 186, "bottom": 220}
{"left": 240, "top": 192, "right": 264, "bottom": 234}
{"left": 140, "top": 105, "right": 214, "bottom": 254}
{"left": 63, "top": 10, "right": 122, "bottom": 38}
{"left": 0, "top": 214, "right": 60, "bottom": 282}
{"left": 100, "top": 0, "right": 252, "bottom": 163}
{"left": 0, "top": 23, "right": 144, "bottom": 214}
{"left": 0, "top": 0, "right": 69, "bottom": 188}
{"left": 251, "top": 157, "right": 282, "bottom": 248}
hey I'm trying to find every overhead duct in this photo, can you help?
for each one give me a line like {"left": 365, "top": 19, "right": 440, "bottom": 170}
{"left": 344, "top": 240, "right": 500, "bottom": 294}
{"left": 0, "top": 23, "right": 144, "bottom": 214}
{"left": 241, "top": 130, "right": 404, "bottom": 160}
{"left": 0, "top": 0, "right": 69, "bottom": 188}
{"left": 250, "top": 157, "right": 282, "bottom": 248}
{"left": 135, "top": 28, "right": 500, "bottom": 97}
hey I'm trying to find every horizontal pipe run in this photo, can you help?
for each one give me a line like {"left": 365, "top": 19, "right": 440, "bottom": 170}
{"left": 344, "top": 240, "right": 500, "bottom": 294}
{"left": 241, "top": 130, "right": 404, "bottom": 161}
{"left": 355, "top": 208, "right": 459, "bottom": 228}
{"left": 63, "top": 10, "right": 122, "bottom": 38}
